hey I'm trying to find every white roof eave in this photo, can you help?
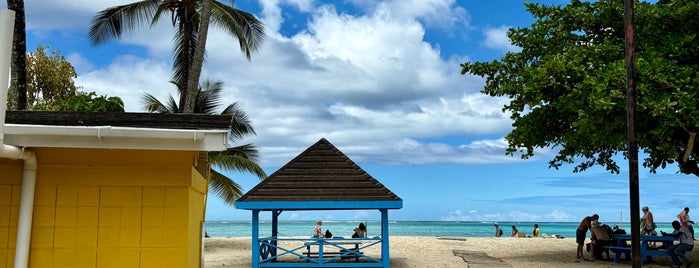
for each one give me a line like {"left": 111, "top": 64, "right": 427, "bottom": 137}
{"left": 3, "top": 124, "right": 229, "bottom": 152}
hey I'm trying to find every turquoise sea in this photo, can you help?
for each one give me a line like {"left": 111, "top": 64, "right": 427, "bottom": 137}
{"left": 204, "top": 221, "right": 676, "bottom": 238}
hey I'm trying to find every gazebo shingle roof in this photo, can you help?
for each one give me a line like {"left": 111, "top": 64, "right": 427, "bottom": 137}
{"left": 237, "top": 138, "right": 401, "bottom": 204}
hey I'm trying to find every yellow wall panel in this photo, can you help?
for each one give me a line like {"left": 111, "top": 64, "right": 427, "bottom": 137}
{"left": 96, "top": 248, "right": 119, "bottom": 268}
{"left": 0, "top": 207, "right": 9, "bottom": 227}
{"left": 161, "top": 248, "right": 187, "bottom": 268}
{"left": 140, "top": 228, "right": 162, "bottom": 248}
{"left": 53, "top": 228, "right": 76, "bottom": 248}
{"left": 54, "top": 207, "right": 77, "bottom": 227}
{"left": 162, "top": 228, "right": 187, "bottom": 246}
{"left": 139, "top": 248, "right": 161, "bottom": 267}
{"left": 30, "top": 227, "right": 54, "bottom": 248}
{"left": 32, "top": 206, "right": 55, "bottom": 227}
{"left": 165, "top": 188, "right": 188, "bottom": 208}
{"left": 55, "top": 186, "right": 78, "bottom": 207}
{"left": 1, "top": 148, "right": 206, "bottom": 267}
{"left": 120, "top": 207, "right": 141, "bottom": 227}
{"left": 119, "top": 227, "right": 141, "bottom": 247}
{"left": 34, "top": 186, "right": 56, "bottom": 206}
{"left": 97, "top": 227, "right": 120, "bottom": 248}
{"left": 77, "top": 186, "right": 100, "bottom": 206}
{"left": 75, "top": 228, "right": 97, "bottom": 248}
{"left": 119, "top": 248, "right": 141, "bottom": 267}
{"left": 53, "top": 248, "right": 75, "bottom": 267}
{"left": 142, "top": 187, "right": 165, "bottom": 207}
{"left": 98, "top": 207, "right": 121, "bottom": 227}
{"left": 141, "top": 207, "right": 163, "bottom": 227}
{"left": 74, "top": 248, "right": 96, "bottom": 267}
{"left": 76, "top": 207, "right": 98, "bottom": 227}
{"left": 0, "top": 185, "right": 11, "bottom": 205}
{"left": 29, "top": 248, "right": 53, "bottom": 267}
{"left": 164, "top": 207, "right": 188, "bottom": 227}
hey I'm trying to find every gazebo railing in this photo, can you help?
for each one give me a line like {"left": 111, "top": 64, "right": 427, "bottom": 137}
{"left": 257, "top": 237, "right": 384, "bottom": 267}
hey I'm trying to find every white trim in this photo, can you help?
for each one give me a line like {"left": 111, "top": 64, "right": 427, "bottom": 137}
{"left": 4, "top": 124, "right": 229, "bottom": 151}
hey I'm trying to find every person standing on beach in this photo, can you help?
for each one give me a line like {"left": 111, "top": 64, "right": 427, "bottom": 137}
{"left": 641, "top": 206, "right": 656, "bottom": 236}
{"left": 678, "top": 207, "right": 695, "bottom": 239}
{"left": 494, "top": 223, "right": 502, "bottom": 237}
{"left": 533, "top": 224, "right": 540, "bottom": 238}
{"left": 576, "top": 214, "right": 599, "bottom": 261}
{"left": 510, "top": 226, "right": 518, "bottom": 237}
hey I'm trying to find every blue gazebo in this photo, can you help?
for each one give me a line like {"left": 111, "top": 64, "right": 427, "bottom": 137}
{"left": 236, "top": 138, "right": 403, "bottom": 267}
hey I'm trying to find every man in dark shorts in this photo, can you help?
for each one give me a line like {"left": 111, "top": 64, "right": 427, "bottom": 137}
{"left": 576, "top": 214, "right": 599, "bottom": 261}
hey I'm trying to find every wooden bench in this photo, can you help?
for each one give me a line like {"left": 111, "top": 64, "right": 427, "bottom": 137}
{"left": 606, "top": 235, "right": 679, "bottom": 266}
{"left": 302, "top": 240, "right": 364, "bottom": 262}
{"left": 302, "top": 249, "right": 364, "bottom": 261}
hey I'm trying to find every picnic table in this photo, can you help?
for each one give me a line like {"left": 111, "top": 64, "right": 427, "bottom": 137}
{"left": 607, "top": 234, "right": 679, "bottom": 265}
{"left": 303, "top": 238, "right": 364, "bottom": 262}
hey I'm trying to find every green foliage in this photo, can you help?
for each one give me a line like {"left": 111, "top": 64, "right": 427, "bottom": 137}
{"left": 25, "top": 45, "right": 78, "bottom": 108}
{"left": 461, "top": 0, "right": 699, "bottom": 175}
{"left": 32, "top": 92, "right": 125, "bottom": 112}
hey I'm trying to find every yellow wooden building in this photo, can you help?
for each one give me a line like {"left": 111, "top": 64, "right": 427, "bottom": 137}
{"left": 0, "top": 111, "right": 232, "bottom": 268}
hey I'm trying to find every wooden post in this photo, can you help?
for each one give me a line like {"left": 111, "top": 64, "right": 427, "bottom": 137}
{"left": 252, "top": 209, "right": 260, "bottom": 268}
{"left": 381, "top": 209, "right": 390, "bottom": 267}
{"left": 623, "top": 0, "right": 641, "bottom": 267}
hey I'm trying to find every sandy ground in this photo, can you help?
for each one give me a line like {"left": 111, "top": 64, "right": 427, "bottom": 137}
{"left": 203, "top": 236, "right": 698, "bottom": 267}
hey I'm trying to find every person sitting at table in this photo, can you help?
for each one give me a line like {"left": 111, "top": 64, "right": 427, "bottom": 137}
{"left": 352, "top": 222, "right": 367, "bottom": 238}
{"left": 313, "top": 220, "right": 324, "bottom": 238}
{"left": 589, "top": 221, "right": 612, "bottom": 260}
{"left": 661, "top": 220, "right": 694, "bottom": 268}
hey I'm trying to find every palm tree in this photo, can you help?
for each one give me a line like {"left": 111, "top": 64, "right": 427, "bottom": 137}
{"left": 89, "top": 0, "right": 265, "bottom": 113}
{"left": 143, "top": 80, "right": 266, "bottom": 204}
{"left": 7, "top": 0, "right": 28, "bottom": 110}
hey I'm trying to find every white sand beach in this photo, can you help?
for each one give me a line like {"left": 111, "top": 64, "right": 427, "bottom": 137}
{"left": 204, "top": 236, "right": 698, "bottom": 267}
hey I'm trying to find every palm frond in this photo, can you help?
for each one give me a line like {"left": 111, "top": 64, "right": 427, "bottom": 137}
{"left": 208, "top": 144, "right": 267, "bottom": 179}
{"left": 210, "top": 1, "right": 266, "bottom": 60}
{"left": 222, "top": 102, "right": 256, "bottom": 139}
{"left": 88, "top": 0, "right": 162, "bottom": 46}
{"left": 196, "top": 80, "right": 224, "bottom": 114}
{"left": 208, "top": 169, "right": 243, "bottom": 205}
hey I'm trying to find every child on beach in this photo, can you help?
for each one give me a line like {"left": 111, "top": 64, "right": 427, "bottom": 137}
{"left": 313, "top": 220, "right": 323, "bottom": 238}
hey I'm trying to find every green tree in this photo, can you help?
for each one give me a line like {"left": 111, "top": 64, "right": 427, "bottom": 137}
{"left": 89, "top": 0, "right": 266, "bottom": 113}
{"left": 7, "top": 0, "right": 28, "bottom": 110}
{"left": 24, "top": 45, "right": 78, "bottom": 108}
{"left": 143, "top": 80, "right": 266, "bottom": 204}
{"left": 460, "top": 0, "right": 699, "bottom": 175}
{"left": 32, "top": 91, "right": 125, "bottom": 112}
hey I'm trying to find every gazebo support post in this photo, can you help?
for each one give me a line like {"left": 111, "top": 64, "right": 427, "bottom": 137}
{"left": 252, "top": 209, "right": 260, "bottom": 268}
{"left": 380, "top": 208, "right": 390, "bottom": 267}
{"left": 271, "top": 209, "right": 282, "bottom": 257}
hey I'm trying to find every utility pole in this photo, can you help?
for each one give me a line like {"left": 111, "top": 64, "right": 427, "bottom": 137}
{"left": 623, "top": 0, "right": 641, "bottom": 267}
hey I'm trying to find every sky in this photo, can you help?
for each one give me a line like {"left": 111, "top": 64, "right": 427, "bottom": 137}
{"left": 3, "top": 0, "right": 697, "bottom": 224}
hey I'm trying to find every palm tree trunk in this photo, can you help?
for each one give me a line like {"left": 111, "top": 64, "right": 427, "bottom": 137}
{"left": 183, "top": 0, "right": 211, "bottom": 114}
{"left": 7, "top": 0, "right": 27, "bottom": 110}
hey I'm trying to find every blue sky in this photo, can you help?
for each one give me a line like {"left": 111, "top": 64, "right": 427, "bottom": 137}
{"left": 3, "top": 0, "right": 696, "bottom": 223}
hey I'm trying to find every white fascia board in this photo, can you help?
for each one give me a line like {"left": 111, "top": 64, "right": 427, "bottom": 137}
{"left": 3, "top": 124, "right": 229, "bottom": 151}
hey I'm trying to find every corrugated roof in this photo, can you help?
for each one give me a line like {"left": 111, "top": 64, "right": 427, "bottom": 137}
{"left": 237, "top": 138, "right": 402, "bottom": 208}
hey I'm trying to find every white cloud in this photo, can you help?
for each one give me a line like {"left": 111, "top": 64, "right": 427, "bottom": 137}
{"left": 482, "top": 25, "right": 520, "bottom": 52}
{"left": 25, "top": 0, "right": 517, "bottom": 168}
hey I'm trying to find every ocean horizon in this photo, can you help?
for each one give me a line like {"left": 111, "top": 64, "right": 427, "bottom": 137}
{"left": 204, "top": 220, "right": 676, "bottom": 239}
